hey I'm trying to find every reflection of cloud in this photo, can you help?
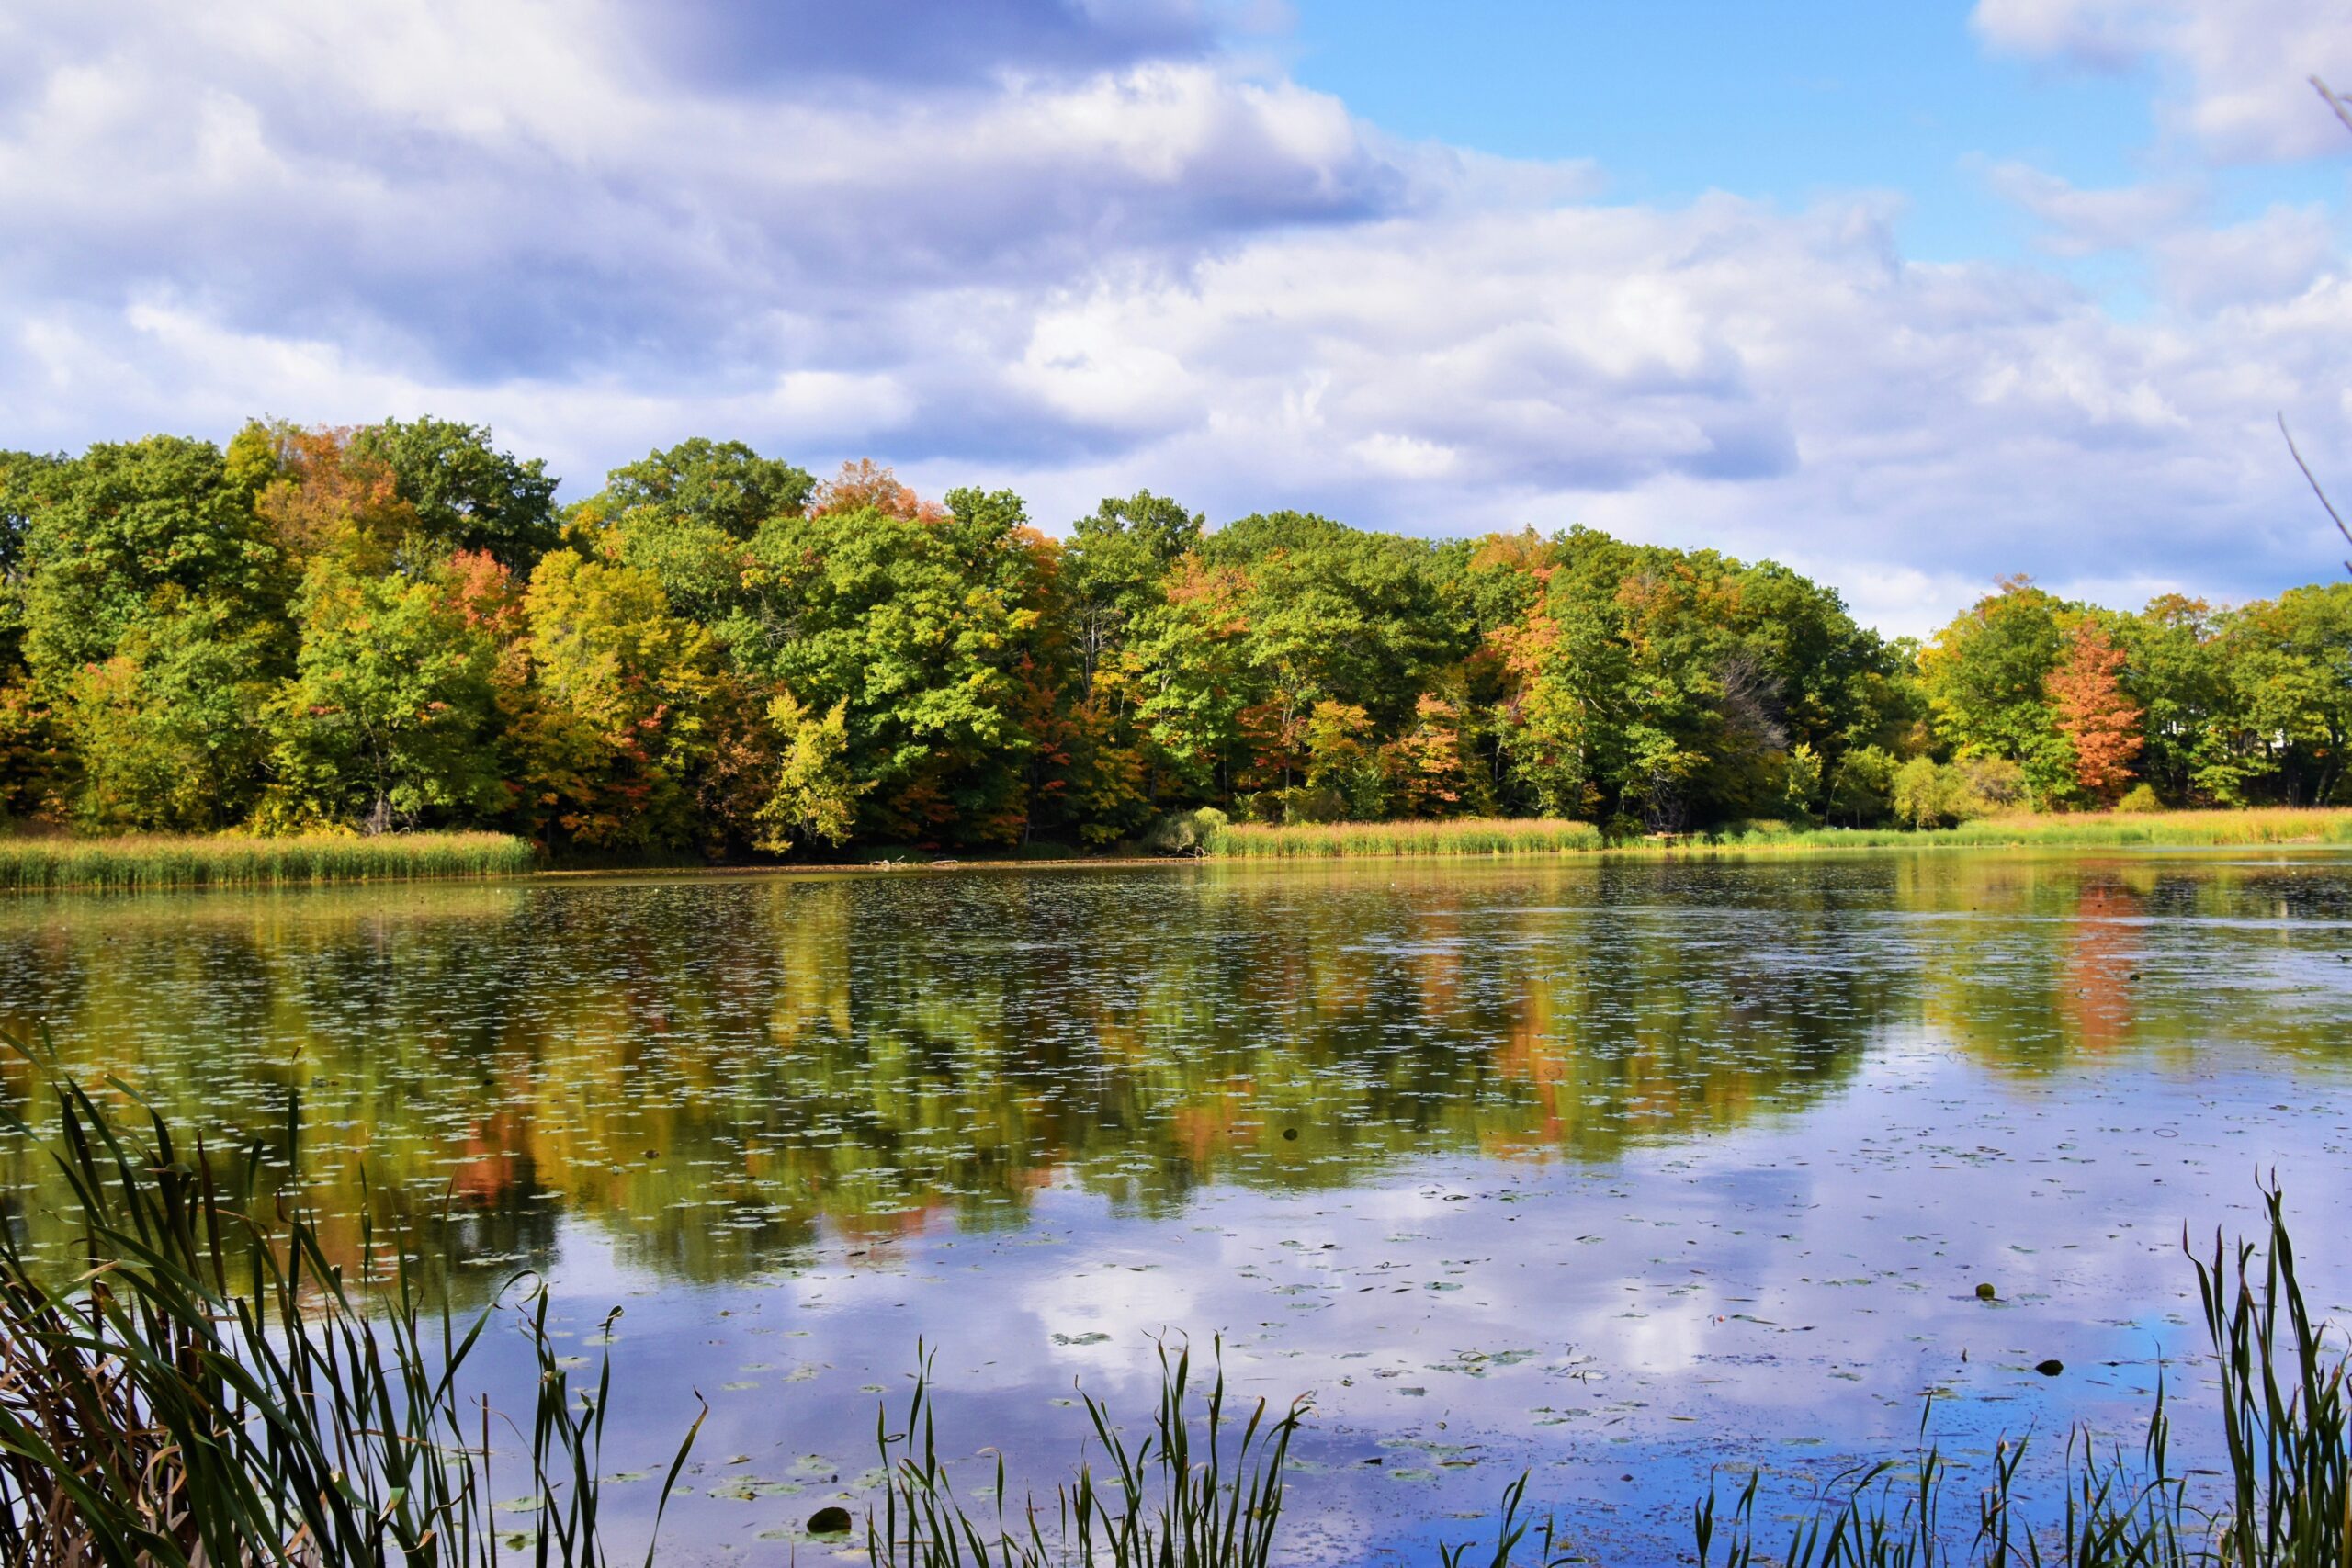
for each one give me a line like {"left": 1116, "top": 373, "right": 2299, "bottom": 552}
{"left": 1025, "top": 1253, "right": 1210, "bottom": 1370}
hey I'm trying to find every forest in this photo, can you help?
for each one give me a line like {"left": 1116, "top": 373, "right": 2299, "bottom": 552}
{"left": 0, "top": 419, "right": 2346, "bottom": 857}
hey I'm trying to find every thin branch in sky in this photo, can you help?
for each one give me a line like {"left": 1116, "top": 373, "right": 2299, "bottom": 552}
{"left": 2279, "top": 412, "right": 2352, "bottom": 576}
{"left": 2313, "top": 76, "right": 2352, "bottom": 137}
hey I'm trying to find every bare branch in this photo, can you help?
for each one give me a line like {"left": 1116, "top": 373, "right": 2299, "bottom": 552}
{"left": 2313, "top": 76, "right": 2352, "bottom": 137}
{"left": 2280, "top": 412, "right": 2352, "bottom": 576}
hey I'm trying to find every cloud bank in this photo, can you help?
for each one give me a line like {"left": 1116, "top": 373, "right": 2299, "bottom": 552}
{"left": 1, "top": 0, "right": 2347, "bottom": 633}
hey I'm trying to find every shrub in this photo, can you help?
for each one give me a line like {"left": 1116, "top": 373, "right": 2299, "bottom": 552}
{"left": 2117, "top": 782, "right": 2163, "bottom": 814}
{"left": 1143, "top": 807, "right": 1228, "bottom": 856}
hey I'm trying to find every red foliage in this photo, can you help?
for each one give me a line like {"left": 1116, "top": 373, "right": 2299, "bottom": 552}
{"left": 808, "top": 458, "right": 946, "bottom": 523}
{"left": 2047, "top": 619, "right": 2144, "bottom": 798}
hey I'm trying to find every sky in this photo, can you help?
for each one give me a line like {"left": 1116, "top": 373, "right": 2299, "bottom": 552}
{"left": 2, "top": 0, "right": 2349, "bottom": 634}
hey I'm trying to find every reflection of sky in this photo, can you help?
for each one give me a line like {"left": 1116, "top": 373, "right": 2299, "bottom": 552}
{"left": 513, "top": 1031, "right": 2351, "bottom": 1566}
{"left": 5, "top": 852, "right": 2352, "bottom": 1562}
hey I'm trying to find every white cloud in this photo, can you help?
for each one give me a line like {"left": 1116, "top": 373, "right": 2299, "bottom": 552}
{"left": 1981, "top": 162, "right": 2203, "bottom": 255}
{"left": 0, "top": 0, "right": 2347, "bottom": 638}
{"left": 1972, "top": 0, "right": 2352, "bottom": 162}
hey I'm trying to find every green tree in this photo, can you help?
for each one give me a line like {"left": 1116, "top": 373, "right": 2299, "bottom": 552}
{"left": 2205, "top": 584, "right": 2352, "bottom": 804}
{"left": 599, "top": 438, "right": 813, "bottom": 540}
{"left": 752, "top": 693, "right": 861, "bottom": 852}
{"left": 724, "top": 466, "right": 1059, "bottom": 845}
{"left": 263, "top": 555, "right": 509, "bottom": 832}
{"left": 2115, "top": 594, "right": 2225, "bottom": 804}
{"left": 1, "top": 450, "right": 68, "bottom": 680}
{"left": 1826, "top": 744, "right": 1899, "bottom": 826}
{"left": 350, "top": 417, "right": 559, "bottom": 568}
{"left": 1063, "top": 490, "right": 1204, "bottom": 694}
{"left": 17, "top": 435, "right": 282, "bottom": 682}
{"left": 1918, "top": 577, "right": 2074, "bottom": 799}
{"left": 516, "top": 550, "right": 728, "bottom": 850}
{"left": 59, "top": 594, "right": 278, "bottom": 830}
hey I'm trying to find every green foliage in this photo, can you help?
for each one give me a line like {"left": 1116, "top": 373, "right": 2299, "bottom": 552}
{"left": 598, "top": 436, "right": 812, "bottom": 540}
{"left": 17, "top": 435, "right": 283, "bottom": 681}
{"left": 0, "top": 448, "right": 68, "bottom": 678}
{"left": 1826, "top": 744, "right": 1899, "bottom": 826}
{"left": 1917, "top": 576, "right": 2073, "bottom": 798}
{"left": 350, "top": 415, "right": 559, "bottom": 567}
{"left": 518, "top": 549, "right": 728, "bottom": 851}
{"left": 1142, "top": 804, "right": 1228, "bottom": 854}
{"left": 59, "top": 595, "right": 280, "bottom": 831}
{"left": 6, "top": 422, "right": 2349, "bottom": 855}
{"left": 264, "top": 554, "right": 508, "bottom": 831}
{"left": 1890, "top": 755, "right": 2022, "bottom": 829}
{"left": 2118, "top": 782, "right": 2163, "bottom": 813}
{"left": 728, "top": 480, "right": 1057, "bottom": 846}
{"left": 753, "top": 691, "right": 860, "bottom": 851}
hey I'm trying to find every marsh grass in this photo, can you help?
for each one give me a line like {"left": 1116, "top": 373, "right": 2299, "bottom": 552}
{"left": 0, "top": 1031, "right": 699, "bottom": 1567}
{"left": 0, "top": 832, "right": 537, "bottom": 894}
{"left": 1203, "top": 818, "right": 1604, "bottom": 859}
{"left": 1701, "top": 807, "right": 2352, "bottom": 853}
{"left": 1201, "top": 808, "right": 2352, "bottom": 862}
{"left": 1693, "top": 1184, "right": 2347, "bottom": 1568}
{"left": 869, "top": 1339, "right": 1305, "bottom": 1568}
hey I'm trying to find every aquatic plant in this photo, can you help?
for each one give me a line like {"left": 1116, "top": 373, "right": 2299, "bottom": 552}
{"left": 1697, "top": 807, "right": 2352, "bottom": 852}
{"left": 1202, "top": 817, "right": 1605, "bottom": 858}
{"left": 0, "top": 830, "right": 537, "bottom": 894}
{"left": 0, "top": 1032, "right": 699, "bottom": 1567}
{"left": 868, "top": 1338, "right": 1305, "bottom": 1568}
{"left": 1692, "top": 1183, "right": 2346, "bottom": 1568}
{"left": 1198, "top": 807, "right": 2352, "bottom": 861}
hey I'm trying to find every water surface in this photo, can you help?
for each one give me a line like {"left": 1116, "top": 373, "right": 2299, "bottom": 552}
{"left": 5, "top": 852, "right": 2350, "bottom": 1562}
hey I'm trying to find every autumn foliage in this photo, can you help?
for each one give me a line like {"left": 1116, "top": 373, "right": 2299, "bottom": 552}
{"left": 2047, "top": 619, "right": 2145, "bottom": 800}
{"left": 2, "top": 423, "right": 2348, "bottom": 855}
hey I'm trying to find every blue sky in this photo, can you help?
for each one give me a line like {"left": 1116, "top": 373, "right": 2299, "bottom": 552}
{"left": 0, "top": 0, "right": 2347, "bottom": 632}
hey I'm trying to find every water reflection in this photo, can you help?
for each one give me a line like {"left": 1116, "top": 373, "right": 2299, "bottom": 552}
{"left": 6, "top": 852, "right": 2352, "bottom": 1561}
{"left": 3, "top": 853, "right": 2346, "bottom": 1291}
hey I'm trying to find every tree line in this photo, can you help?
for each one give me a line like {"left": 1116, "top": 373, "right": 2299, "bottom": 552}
{"left": 0, "top": 421, "right": 2345, "bottom": 854}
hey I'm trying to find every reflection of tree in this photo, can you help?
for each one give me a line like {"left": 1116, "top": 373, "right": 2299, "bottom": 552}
{"left": 11, "top": 854, "right": 2324, "bottom": 1287}
{"left": 2058, "top": 879, "right": 2141, "bottom": 1054}
{"left": 1909, "top": 852, "right": 2342, "bottom": 1071}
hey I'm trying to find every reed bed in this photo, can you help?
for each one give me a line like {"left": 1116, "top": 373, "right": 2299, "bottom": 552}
{"left": 1202, "top": 808, "right": 2352, "bottom": 862}
{"left": 0, "top": 830, "right": 537, "bottom": 893}
{"left": 0, "top": 1029, "right": 698, "bottom": 1567}
{"left": 870, "top": 1339, "right": 1305, "bottom": 1568}
{"left": 1203, "top": 818, "right": 1605, "bottom": 859}
{"left": 1708, "top": 806, "right": 2352, "bottom": 852}
{"left": 1693, "top": 1182, "right": 2347, "bottom": 1567}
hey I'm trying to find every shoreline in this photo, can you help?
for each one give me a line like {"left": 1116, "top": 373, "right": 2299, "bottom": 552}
{"left": 9, "top": 810, "right": 2352, "bottom": 896}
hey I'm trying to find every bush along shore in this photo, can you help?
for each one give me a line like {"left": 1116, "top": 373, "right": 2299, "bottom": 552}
{"left": 2, "top": 1032, "right": 2346, "bottom": 1566}
{"left": 0, "top": 829, "right": 537, "bottom": 892}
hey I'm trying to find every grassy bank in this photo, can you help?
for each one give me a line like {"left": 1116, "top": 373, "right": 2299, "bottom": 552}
{"left": 1203, "top": 807, "right": 2352, "bottom": 861}
{"left": 0, "top": 829, "right": 537, "bottom": 892}
{"left": 1204, "top": 817, "right": 1606, "bottom": 858}
{"left": 1710, "top": 805, "right": 2352, "bottom": 851}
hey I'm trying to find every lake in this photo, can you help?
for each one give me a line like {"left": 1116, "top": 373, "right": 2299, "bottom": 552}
{"left": 5, "top": 851, "right": 2350, "bottom": 1563}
